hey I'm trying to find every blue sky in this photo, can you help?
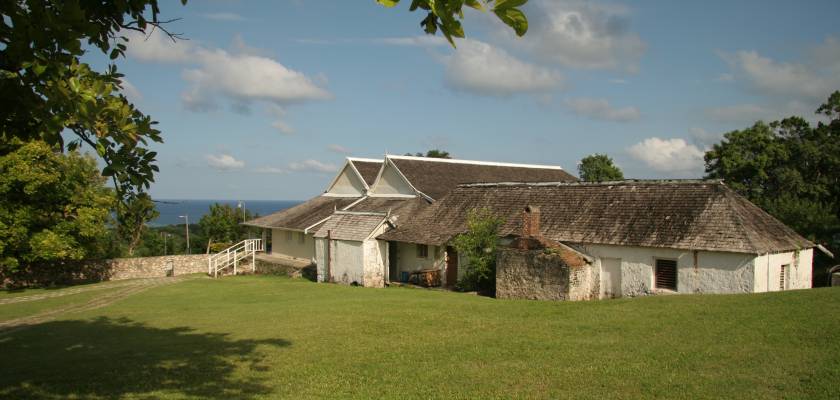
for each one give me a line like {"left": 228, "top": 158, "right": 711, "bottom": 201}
{"left": 87, "top": 0, "right": 840, "bottom": 200}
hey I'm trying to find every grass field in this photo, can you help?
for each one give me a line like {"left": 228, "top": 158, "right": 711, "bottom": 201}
{"left": 1, "top": 276, "right": 838, "bottom": 399}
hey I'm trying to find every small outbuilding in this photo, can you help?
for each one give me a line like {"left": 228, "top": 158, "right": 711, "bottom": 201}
{"left": 313, "top": 211, "right": 393, "bottom": 287}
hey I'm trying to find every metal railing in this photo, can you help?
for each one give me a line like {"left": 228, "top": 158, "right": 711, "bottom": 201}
{"left": 208, "top": 238, "right": 264, "bottom": 278}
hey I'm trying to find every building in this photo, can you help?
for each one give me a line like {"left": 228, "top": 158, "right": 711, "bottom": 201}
{"left": 380, "top": 180, "right": 818, "bottom": 298}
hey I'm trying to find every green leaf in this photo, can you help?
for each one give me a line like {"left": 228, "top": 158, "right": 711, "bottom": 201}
{"left": 493, "top": 7, "right": 528, "bottom": 36}
{"left": 493, "top": 0, "right": 527, "bottom": 9}
{"left": 377, "top": 0, "right": 400, "bottom": 7}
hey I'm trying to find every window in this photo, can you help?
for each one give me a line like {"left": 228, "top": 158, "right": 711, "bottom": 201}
{"left": 416, "top": 244, "right": 428, "bottom": 258}
{"left": 780, "top": 264, "right": 788, "bottom": 290}
{"left": 285, "top": 231, "right": 293, "bottom": 242}
{"left": 298, "top": 232, "right": 306, "bottom": 244}
{"left": 655, "top": 259, "right": 677, "bottom": 291}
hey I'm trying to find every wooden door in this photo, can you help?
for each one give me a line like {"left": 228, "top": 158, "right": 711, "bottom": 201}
{"left": 600, "top": 258, "right": 622, "bottom": 299}
{"left": 446, "top": 246, "right": 458, "bottom": 287}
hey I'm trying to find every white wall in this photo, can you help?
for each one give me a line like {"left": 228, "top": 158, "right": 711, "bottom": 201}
{"left": 394, "top": 242, "right": 445, "bottom": 281}
{"left": 314, "top": 223, "right": 390, "bottom": 288}
{"left": 753, "top": 248, "right": 812, "bottom": 292}
{"left": 371, "top": 163, "right": 414, "bottom": 196}
{"left": 327, "top": 165, "right": 366, "bottom": 195}
{"left": 579, "top": 244, "right": 757, "bottom": 297}
{"left": 271, "top": 229, "right": 315, "bottom": 261}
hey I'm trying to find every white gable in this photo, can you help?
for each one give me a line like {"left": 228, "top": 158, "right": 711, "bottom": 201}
{"left": 326, "top": 164, "right": 367, "bottom": 196}
{"left": 370, "top": 160, "right": 415, "bottom": 196}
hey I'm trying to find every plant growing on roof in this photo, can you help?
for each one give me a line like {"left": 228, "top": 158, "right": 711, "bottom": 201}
{"left": 452, "top": 207, "right": 504, "bottom": 293}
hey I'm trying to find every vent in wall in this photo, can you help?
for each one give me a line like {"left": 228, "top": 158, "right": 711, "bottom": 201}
{"left": 655, "top": 259, "right": 678, "bottom": 291}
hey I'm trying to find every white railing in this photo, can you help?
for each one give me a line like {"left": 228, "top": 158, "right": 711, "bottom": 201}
{"left": 208, "top": 238, "right": 264, "bottom": 278}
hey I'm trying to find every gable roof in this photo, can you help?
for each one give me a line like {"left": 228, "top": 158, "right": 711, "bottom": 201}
{"left": 384, "top": 155, "right": 578, "bottom": 200}
{"left": 346, "top": 196, "right": 431, "bottom": 222}
{"left": 244, "top": 195, "right": 360, "bottom": 231}
{"left": 378, "top": 180, "right": 814, "bottom": 255}
{"left": 313, "top": 211, "right": 389, "bottom": 241}
{"left": 348, "top": 158, "right": 383, "bottom": 187}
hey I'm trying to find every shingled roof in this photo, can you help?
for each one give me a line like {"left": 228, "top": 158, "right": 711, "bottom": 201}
{"left": 244, "top": 196, "right": 360, "bottom": 231}
{"left": 349, "top": 159, "right": 383, "bottom": 187}
{"left": 387, "top": 155, "right": 578, "bottom": 200}
{"left": 378, "top": 180, "right": 814, "bottom": 255}
{"left": 313, "top": 211, "right": 390, "bottom": 241}
{"left": 346, "top": 196, "right": 430, "bottom": 222}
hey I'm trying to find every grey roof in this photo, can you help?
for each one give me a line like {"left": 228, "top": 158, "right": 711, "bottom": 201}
{"left": 244, "top": 195, "right": 359, "bottom": 231}
{"left": 350, "top": 160, "right": 383, "bottom": 187}
{"left": 346, "top": 196, "right": 431, "bottom": 221}
{"left": 378, "top": 180, "right": 814, "bottom": 255}
{"left": 313, "top": 212, "right": 388, "bottom": 241}
{"left": 388, "top": 156, "right": 578, "bottom": 200}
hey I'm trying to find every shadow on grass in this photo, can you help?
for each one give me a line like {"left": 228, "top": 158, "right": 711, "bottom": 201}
{"left": 0, "top": 317, "right": 289, "bottom": 399}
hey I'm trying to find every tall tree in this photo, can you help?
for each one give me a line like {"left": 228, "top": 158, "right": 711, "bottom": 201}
{"left": 705, "top": 91, "right": 840, "bottom": 277}
{"left": 578, "top": 154, "right": 624, "bottom": 182}
{"left": 0, "top": 141, "right": 115, "bottom": 274}
{"left": 198, "top": 203, "right": 255, "bottom": 250}
{"left": 406, "top": 149, "right": 452, "bottom": 158}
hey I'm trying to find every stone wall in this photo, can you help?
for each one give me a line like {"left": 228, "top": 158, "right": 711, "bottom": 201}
{"left": 106, "top": 254, "right": 210, "bottom": 280}
{"left": 496, "top": 248, "right": 594, "bottom": 301}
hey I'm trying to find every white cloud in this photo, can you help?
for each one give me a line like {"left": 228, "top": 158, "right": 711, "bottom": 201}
{"left": 124, "top": 29, "right": 194, "bottom": 63}
{"left": 205, "top": 153, "right": 245, "bottom": 170}
{"left": 125, "top": 30, "right": 331, "bottom": 125}
{"left": 627, "top": 137, "right": 705, "bottom": 173}
{"left": 267, "top": 105, "right": 295, "bottom": 135}
{"left": 508, "top": 0, "right": 645, "bottom": 72}
{"left": 563, "top": 97, "right": 639, "bottom": 122}
{"left": 724, "top": 50, "right": 839, "bottom": 100}
{"left": 254, "top": 166, "right": 288, "bottom": 174}
{"left": 706, "top": 104, "right": 771, "bottom": 124}
{"left": 327, "top": 144, "right": 352, "bottom": 154}
{"left": 688, "top": 127, "right": 723, "bottom": 148}
{"left": 288, "top": 159, "right": 339, "bottom": 173}
{"left": 443, "top": 39, "right": 563, "bottom": 96}
{"left": 119, "top": 78, "right": 143, "bottom": 103}
{"left": 202, "top": 12, "right": 246, "bottom": 22}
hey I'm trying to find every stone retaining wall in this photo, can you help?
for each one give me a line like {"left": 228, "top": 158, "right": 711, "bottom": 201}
{"left": 106, "top": 254, "right": 210, "bottom": 280}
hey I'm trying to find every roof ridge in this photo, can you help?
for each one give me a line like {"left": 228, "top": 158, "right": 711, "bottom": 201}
{"left": 386, "top": 154, "right": 565, "bottom": 170}
{"left": 347, "top": 157, "right": 383, "bottom": 163}
{"left": 460, "top": 179, "right": 724, "bottom": 188}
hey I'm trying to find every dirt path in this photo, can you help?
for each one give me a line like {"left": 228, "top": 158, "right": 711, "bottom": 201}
{"left": 0, "top": 276, "right": 197, "bottom": 334}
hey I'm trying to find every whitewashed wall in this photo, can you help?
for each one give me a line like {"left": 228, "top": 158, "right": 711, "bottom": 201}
{"left": 395, "top": 242, "right": 445, "bottom": 280}
{"left": 271, "top": 229, "right": 315, "bottom": 261}
{"left": 578, "top": 244, "right": 758, "bottom": 297}
{"left": 753, "top": 249, "right": 812, "bottom": 292}
{"left": 314, "top": 223, "right": 390, "bottom": 287}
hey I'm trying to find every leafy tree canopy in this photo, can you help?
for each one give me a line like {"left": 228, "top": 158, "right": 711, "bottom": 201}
{"left": 198, "top": 203, "right": 255, "bottom": 247}
{"left": 705, "top": 91, "right": 840, "bottom": 254}
{"left": 377, "top": 0, "right": 529, "bottom": 45}
{"left": 578, "top": 153, "right": 624, "bottom": 182}
{"left": 0, "top": 141, "right": 115, "bottom": 273}
{"left": 452, "top": 207, "right": 503, "bottom": 292}
{"left": 405, "top": 149, "right": 452, "bottom": 158}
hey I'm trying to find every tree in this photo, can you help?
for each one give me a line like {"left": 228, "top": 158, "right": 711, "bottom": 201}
{"left": 0, "top": 141, "right": 115, "bottom": 274}
{"left": 405, "top": 149, "right": 452, "bottom": 158}
{"left": 578, "top": 154, "right": 624, "bottom": 182}
{"left": 452, "top": 207, "right": 503, "bottom": 293}
{"left": 377, "top": 0, "right": 529, "bottom": 45}
{"left": 117, "top": 193, "right": 159, "bottom": 256}
{"left": 704, "top": 91, "right": 840, "bottom": 284}
{"left": 198, "top": 203, "right": 255, "bottom": 250}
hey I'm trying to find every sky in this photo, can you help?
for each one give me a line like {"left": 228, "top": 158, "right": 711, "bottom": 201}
{"left": 85, "top": 0, "right": 840, "bottom": 200}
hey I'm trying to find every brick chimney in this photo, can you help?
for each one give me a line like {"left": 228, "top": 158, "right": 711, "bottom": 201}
{"left": 523, "top": 205, "right": 541, "bottom": 238}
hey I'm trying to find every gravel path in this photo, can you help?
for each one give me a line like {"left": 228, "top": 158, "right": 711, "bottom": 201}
{"left": 0, "top": 276, "right": 197, "bottom": 333}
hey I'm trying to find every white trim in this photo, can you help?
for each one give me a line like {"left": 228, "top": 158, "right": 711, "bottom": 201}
{"left": 304, "top": 217, "right": 332, "bottom": 234}
{"left": 323, "top": 159, "right": 371, "bottom": 195}
{"left": 368, "top": 193, "right": 417, "bottom": 198}
{"left": 386, "top": 154, "right": 565, "bottom": 170}
{"left": 322, "top": 160, "right": 353, "bottom": 194}
{"left": 346, "top": 159, "right": 373, "bottom": 190}
{"left": 347, "top": 157, "right": 383, "bottom": 163}
{"left": 322, "top": 193, "right": 363, "bottom": 198}
{"left": 369, "top": 157, "right": 423, "bottom": 197}
{"left": 341, "top": 196, "right": 368, "bottom": 210}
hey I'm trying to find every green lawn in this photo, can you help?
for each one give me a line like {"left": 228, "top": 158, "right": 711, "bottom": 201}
{"left": 0, "top": 276, "right": 838, "bottom": 399}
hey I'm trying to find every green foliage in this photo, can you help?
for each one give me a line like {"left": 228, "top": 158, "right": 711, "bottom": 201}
{"left": 0, "top": 142, "right": 116, "bottom": 273}
{"left": 578, "top": 153, "right": 624, "bottom": 182}
{"left": 705, "top": 91, "right": 840, "bottom": 283}
{"left": 198, "top": 203, "right": 256, "bottom": 247}
{"left": 0, "top": 1, "right": 188, "bottom": 248}
{"left": 377, "top": 0, "right": 529, "bottom": 45}
{"left": 405, "top": 149, "right": 452, "bottom": 158}
{"left": 452, "top": 207, "right": 503, "bottom": 292}
{"left": 116, "top": 194, "right": 159, "bottom": 256}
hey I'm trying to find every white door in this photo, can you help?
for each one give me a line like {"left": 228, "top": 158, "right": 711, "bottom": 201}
{"left": 600, "top": 258, "right": 622, "bottom": 299}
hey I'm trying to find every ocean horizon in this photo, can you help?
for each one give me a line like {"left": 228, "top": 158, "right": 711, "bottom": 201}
{"left": 150, "top": 199, "right": 301, "bottom": 227}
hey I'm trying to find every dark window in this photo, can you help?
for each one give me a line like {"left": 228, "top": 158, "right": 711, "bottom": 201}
{"left": 655, "top": 259, "right": 677, "bottom": 291}
{"left": 416, "top": 244, "right": 428, "bottom": 258}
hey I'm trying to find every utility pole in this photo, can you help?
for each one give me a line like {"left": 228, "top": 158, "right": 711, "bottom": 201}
{"left": 162, "top": 232, "right": 168, "bottom": 255}
{"left": 179, "top": 215, "right": 190, "bottom": 254}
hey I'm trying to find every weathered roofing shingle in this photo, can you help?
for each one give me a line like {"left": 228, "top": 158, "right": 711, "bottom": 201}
{"left": 350, "top": 159, "right": 382, "bottom": 187}
{"left": 244, "top": 196, "right": 359, "bottom": 231}
{"left": 347, "top": 196, "right": 431, "bottom": 222}
{"left": 378, "top": 180, "right": 814, "bottom": 254}
{"left": 313, "top": 212, "right": 388, "bottom": 241}
{"left": 388, "top": 156, "right": 578, "bottom": 200}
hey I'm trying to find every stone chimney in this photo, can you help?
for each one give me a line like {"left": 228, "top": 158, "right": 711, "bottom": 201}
{"left": 523, "top": 206, "right": 541, "bottom": 238}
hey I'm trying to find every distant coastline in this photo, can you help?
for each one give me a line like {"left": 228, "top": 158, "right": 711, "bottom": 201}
{"left": 150, "top": 199, "right": 301, "bottom": 227}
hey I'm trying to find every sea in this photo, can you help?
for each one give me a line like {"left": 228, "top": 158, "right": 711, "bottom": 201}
{"left": 150, "top": 199, "right": 301, "bottom": 227}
